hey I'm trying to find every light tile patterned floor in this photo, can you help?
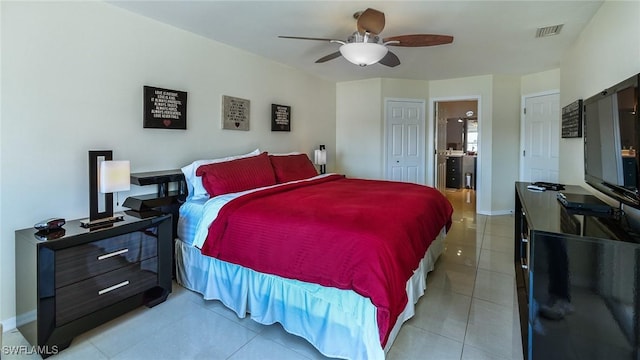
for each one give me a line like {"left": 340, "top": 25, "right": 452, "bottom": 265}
{"left": 2, "top": 188, "right": 523, "bottom": 359}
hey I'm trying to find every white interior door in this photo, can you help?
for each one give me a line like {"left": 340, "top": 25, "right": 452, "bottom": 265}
{"left": 385, "top": 99, "right": 425, "bottom": 184}
{"left": 521, "top": 92, "right": 560, "bottom": 183}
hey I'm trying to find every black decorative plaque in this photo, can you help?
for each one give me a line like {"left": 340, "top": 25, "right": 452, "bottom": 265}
{"left": 561, "top": 99, "right": 583, "bottom": 138}
{"left": 271, "top": 104, "right": 291, "bottom": 132}
{"left": 143, "top": 86, "right": 187, "bottom": 129}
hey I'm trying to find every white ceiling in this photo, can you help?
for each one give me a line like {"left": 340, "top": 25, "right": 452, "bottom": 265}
{"left": 107, "top": 0, "right": 604, "bottom": 82}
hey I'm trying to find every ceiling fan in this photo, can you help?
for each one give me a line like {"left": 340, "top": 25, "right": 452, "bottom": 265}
{"left": 279, "top": 8, "right": 453, "bottom": 67}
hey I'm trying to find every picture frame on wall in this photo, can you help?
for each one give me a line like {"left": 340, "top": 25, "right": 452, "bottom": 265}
{"left": 222, "top": 95, "right": 250, "bottom": 131}
{"left": 143, "top": 86, "right": 187, "bottom": 130}
{"left": 561, "top": 99, "right": 583, "bottom": 138}
{"left": 271, "top": 104, "right": 291, "bottom": 132}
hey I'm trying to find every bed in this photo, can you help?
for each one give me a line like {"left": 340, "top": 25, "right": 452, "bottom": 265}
{"left": 174, "top": 150, "right": 453, "bottom": 359}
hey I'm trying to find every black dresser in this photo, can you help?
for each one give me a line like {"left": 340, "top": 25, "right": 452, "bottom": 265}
{"left": 514, "top": 182, "right": 640, "bottom": 359}
{"left": 446, "top": 156, "right": 462, "bottom": 189}
{"left": 15, "top": 214, "right": 172, "bottom": 357}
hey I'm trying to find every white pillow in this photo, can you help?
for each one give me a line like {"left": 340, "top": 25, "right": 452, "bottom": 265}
{"left": 181, "top": 149, "right": 260, "bottom": 200}
{"left": 268, "top": 151, "right": 303, "bottom": 156}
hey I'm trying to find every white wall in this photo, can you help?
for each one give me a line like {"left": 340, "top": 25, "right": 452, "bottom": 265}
{"left": 335, "top": 78, "right": 430, "bottom": 181}
{"left": 521, "top": 69, "right": 560, "bottom": 96}
{"left": 381, "top": 78, "right": 429, "bottom": 101}
{"left": 0, "top": 1, "right": 4, "bottom": 333}
{"left": 559, "top": 0, "right": 640, "bottom": 185}
{"left": 0, "top": 1, "right": 335, "bottom": 325}
{"left": 335, "top": 79, "right": 383, "bottom": 178}
{"left": 491, "top": 75, "right": 521, "bottom": 212}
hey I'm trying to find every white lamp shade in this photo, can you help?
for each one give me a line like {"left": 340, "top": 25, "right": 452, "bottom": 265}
{"left": 339, "top": 43, "right": 388, "bottom": 66}
{"left": 99, "top": 160, "right": 131, "bottom": 193}
{"left": 314, "top": 149, "right": 327, "bottom": 165}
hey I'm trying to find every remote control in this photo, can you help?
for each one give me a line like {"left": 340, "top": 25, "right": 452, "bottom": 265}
{"left": 527, "top": 185, "right": 546, "bottom": 191}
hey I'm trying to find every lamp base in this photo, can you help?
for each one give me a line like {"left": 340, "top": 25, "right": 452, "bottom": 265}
{"left": 80, "top": 213, "right": 125, "bottom": 228}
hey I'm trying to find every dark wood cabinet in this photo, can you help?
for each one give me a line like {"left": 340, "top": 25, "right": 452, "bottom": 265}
{"left": 446, "top": 156, "right": 462, "bottom": 189}
{"left": 514, "top": 182, "right": 640, "bottom": 359}
{"left": 15, "top": 214, "right": 172, "bottom": 357}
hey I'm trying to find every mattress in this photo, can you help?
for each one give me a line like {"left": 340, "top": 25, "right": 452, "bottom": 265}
{"left": 176, "top": 197, "right": 208, "bottom": 246}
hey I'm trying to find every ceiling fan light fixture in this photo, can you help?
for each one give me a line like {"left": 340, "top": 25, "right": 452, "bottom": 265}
{"left": 339, "top": 43, "right": 388, "bottom": 66}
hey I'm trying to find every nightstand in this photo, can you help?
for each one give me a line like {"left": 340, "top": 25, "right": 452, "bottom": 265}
{"left": 15, "top": 214, "right": 172, "bottom": 357}
{"left": 123, "top": 169, "right": 186, "bottom": 240}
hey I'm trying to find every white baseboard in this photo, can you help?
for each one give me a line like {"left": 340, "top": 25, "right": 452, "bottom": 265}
{"left": 2, "top": 316, "right": 16, "bottom": 332}
{"left": 477, "top": 209, "right": 514, "bottom": 216}
{"left": 490, "top": 209, "right": 514, "bottom": 216}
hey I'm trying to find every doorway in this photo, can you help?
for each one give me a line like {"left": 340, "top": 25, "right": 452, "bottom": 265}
{"left": 433, "top": 98, "right": 480, "bottom": 215}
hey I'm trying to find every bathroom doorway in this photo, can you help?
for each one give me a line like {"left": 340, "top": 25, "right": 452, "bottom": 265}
{"left": 434, "top": 98, "right": 480, "bottom": 216}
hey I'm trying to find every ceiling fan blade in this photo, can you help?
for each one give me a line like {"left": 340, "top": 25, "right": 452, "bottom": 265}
{"left": 315, "top": 51, "right": 342, "bottom": 63}
{"left": 384, "top": 34, "right": 454, "bottom": 47}
{"left": 278, "top": 35, "right": 336, "bottom": 42}
{"left": 356, "top": 8, "right": 385, "bottom": 35}
{"left": 378, "top": 50, "right": 400, "bottom": 67}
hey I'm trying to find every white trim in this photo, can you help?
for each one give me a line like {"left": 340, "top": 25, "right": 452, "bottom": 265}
{"left": 522, "top": 89, "right": 560, "bottom": 99}
{"left": 519, "top": 90, "right": 560, "bottom": 181}
{"left": 478, "top": 209, "right": 514, "bottom": 216}
{"left": 2, "top": 316, "right": 16, "bottom": 331}
{"left": 430, "top": 95, "right": 483, "bottom": 212}
{"left": 383, "top": 98, "right": 427, "bottom": 184}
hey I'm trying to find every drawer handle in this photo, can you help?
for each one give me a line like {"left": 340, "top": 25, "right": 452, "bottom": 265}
{"left": 98, "top": 248, "right": 129, "bottom": 260}
{"left": 98, "top": 280, "right": 130, "bottom": 295}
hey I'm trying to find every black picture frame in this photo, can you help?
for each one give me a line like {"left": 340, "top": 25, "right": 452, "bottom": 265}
{"left": 271, "top": 104, "right": 291, "bottom": 132}
{"left": 561, "top": 99, "right": 583, "bottom": 138}
{"left": 143, "top": 86, "right": 187, "bottom": 130}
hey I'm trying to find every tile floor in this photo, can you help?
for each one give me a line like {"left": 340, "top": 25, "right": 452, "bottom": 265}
{"left": 2, "top": 188, "right": 523, "bottom": 360}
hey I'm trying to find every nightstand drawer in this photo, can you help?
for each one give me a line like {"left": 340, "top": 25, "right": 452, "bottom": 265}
{"left": 56, "top": 230, "right": 158, "bottom": 288}
{"left": 55, "top": 257, "right": 158, "bottom": 326}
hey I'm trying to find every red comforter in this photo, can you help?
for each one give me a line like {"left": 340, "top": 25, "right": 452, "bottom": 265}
{"left": 200, "top": 174, "right": 453, "bottom": 346}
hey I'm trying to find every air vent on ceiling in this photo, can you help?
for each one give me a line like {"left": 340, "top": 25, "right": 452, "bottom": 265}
{"left": 536, "top": 24, "right": 564, "bottom": 38}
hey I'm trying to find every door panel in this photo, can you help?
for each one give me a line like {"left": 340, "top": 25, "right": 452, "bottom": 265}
{"left": 392, "top": 124, "right": 403, "bottom": 155}
{"left": 385, "top": 100, "right": 425, "bottom": 184}
{"left": 522, "top": 93, "right": 560, "bottom": 183}
{"left": 407, "top": 124, "right": 419, "bottom": 157}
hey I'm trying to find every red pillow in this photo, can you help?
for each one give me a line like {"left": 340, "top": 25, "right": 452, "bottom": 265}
{"left": 196, "top": 152, "right": 276, "bottom": 196}
{"left": 269, "top": 154, "right": 318, "bottom": 183}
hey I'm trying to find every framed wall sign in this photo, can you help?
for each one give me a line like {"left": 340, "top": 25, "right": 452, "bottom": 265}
{"left": 561, "top": 99, "right": 583, "bottom": 138}
{"left": 222, "top": 95, "right": 250, "bottom": 131}
{"left": 143, "top": 86, "right": 187, "bottom": 130}
{"left": 271, "top": 104, "right": 291, "bottom": 132}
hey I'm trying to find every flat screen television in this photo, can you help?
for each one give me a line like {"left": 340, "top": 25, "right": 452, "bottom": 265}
{"left": 583, "top": 73, "right": 640, "bottom": 209}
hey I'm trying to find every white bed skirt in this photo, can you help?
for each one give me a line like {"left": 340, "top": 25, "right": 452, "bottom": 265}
{"left": 175, "top": 229, "right": 445, "bottom": 360}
